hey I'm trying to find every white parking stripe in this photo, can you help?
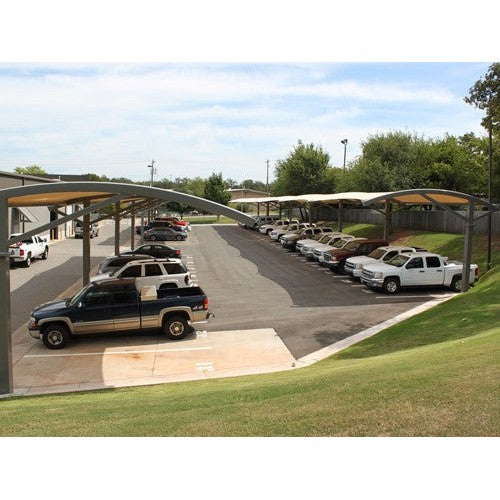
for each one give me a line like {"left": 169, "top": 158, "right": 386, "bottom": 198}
{"left": 25, "top": 346, "right": 213, "bottom": 358}
{"left": 351, "top": 284, "right": 365, "bottom": 287}
{"left": 376, "top": 294, "right": 451, "bottom": 299}
{"left": 341, "top": 279, "right": 353, "bottom": 283}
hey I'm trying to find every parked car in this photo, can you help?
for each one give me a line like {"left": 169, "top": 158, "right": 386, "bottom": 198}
{"left": 136, "top": 220, "right": 186, "bottom": 234}
{"left": 360, "top": 253, "right": 478, "bottom": 294}
{"left": 270, "top": 223, "right": 310, "bottom": 241}
{"left": 28, "top": 278, "right": 212, "bottom": 348}
{"left": 299, "top": 232, "right": 343, "bottom": 258}
{"left": 91, "top": 258, "right": 191, "bottom": 289}
{"left": 313, "top": 234, "right": 356, "bottom": 261}
{"left": 9, "top": 234, "right": 49, "bottom": 267}
{"left": 155, "top": 216, "right": 191, "bottom": 231}
{"left": 75, "top": 221, "right": 99, "bottom": 238}
{"left": 144, "top": 227, "right": 188, "bottom": 241}
{"left": 255, "top": 215, "right": 281, "bottom": 227}
{"left": 322, "top": 238, "right": 388, "bottom": 273}
{"left": 344, "top": 246, "right": 426, "bottom": 279}
{"left": 281, "top": 226, "right": 329, "bottom": 251}
{"left": 120, "top": 243, "right": 181, "bottom": 260}
{"left": 319, "top": 237, "right": 366, "bottom": 268}
{"left": 258, "top": 219, "right": 299, "bottom": 235}
{"left": 96, "top": 254, "right": 154, "bottom": 275}
{"left": 294, "top": 228, "right": 335, "bottom": 253}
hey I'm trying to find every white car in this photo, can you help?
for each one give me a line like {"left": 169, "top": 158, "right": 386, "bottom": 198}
{"left": 91, "top": 258, "right": 192, "bottom": 289}
{"left": 9, "top": 234, "right": 49, "bottom": 267}
{"left": 360, "top": 252, "right": 478, "bottom": 294}
{"left": 312, "top": 235, "right": 355, "bottom": 262}
{"left": 269, "top": 223, "right": 309, "bottom": 241}
{"left": 345, "top": 246, "right": 425, "bottom": 278}
{"left": 296, "top": 229, "right": 337, "bottom": 254}
{"left": 259, "top": 219, "right": 298, "bottom": 235}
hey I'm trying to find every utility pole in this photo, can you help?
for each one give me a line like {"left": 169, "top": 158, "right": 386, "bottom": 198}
{"left": 341, "top": 139, "right": 348, "bottom": 172}
{"left": 487, "top": 116, "right": 493, "bottom": 270}
{"left": 266, "top": 159, "right": 270, "bottom": 194}
{"left": 148, "top": 159, "right": 156, "bottom": 221}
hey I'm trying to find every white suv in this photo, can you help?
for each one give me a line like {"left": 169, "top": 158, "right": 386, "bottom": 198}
{"left": 90, "top": 258, "right": 191, "bottom": 288}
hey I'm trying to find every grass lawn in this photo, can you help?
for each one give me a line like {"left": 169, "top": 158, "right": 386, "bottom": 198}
{"left": 183, "top": 215, "right": 236, "bottom": 224}
{"left": 1, "top": 267, "right": 498, "bottom": 437}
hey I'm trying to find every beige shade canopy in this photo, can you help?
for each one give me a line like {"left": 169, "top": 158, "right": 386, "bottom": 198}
{"left": 231, "top": 190, "right": 497, "bottom": 208}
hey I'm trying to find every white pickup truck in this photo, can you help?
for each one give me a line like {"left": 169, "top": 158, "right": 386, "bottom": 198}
{"left": 360, "top": 252, "right": 478, "bottom": 294}
{"left": 9, "top": 234, "right": 49, "bottom": 267}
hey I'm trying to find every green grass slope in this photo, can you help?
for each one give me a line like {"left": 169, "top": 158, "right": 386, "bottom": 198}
{"left": 1, "top": 271, "right": 498, "bottom": 437}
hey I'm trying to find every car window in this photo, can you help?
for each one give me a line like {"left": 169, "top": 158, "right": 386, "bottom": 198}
{"left": 112, "top": 289, "right": 137, "bottom": 304}
{"left": 145, "top": 264, "right": 163, "bottom": 276}
{"left": 369, "top": 248, "right": 386, "bottom": 259}
{"left": 140, "top": 245, "right": 151, "bottom": 252}
{"left": 83, "top": 289, "right": 112, "bottom": 307}
{"left": 406, "top": 257, "right": 424, "bottom": 269}
{"left": 383, "top": 250, "right": 399, "bottom": 261}
{"left": 426, "top": 256, "right": 441, "bottom": 268}
{"left": 164, "top": 263, "right": 186, "bottom": 274}
{"left": 120, "top": 265, "right": 142, "bottom": 278}
{"left": 343, "top": 241, "right": 361, "bottom": 251}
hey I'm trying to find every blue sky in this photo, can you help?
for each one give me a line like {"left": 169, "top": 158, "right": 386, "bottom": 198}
{"left": 0, "top": 62, "right": 490, "bottom": 183}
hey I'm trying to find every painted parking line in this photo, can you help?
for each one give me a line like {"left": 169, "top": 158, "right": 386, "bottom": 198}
{"left": 351, "top": 284, "right": 365, "bottom": 287}
{"left": 362, "top": 289, "right": 375, "bottom": 294}
{"left": 25, "top": 346, "right": 213, "bottom": 358}
{"left": 341, "top": 279, "right": 353, "bottom": 284}
{"left": 375, "top": 294, "right": 450, "bottom": 299}
{"left": 196, "top": 361, "right": 214, "bottom": 372}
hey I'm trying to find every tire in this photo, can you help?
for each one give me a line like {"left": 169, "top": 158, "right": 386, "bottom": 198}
{"left": 382, "top": 277, "right": 400, "bottom": 294}
{"left": 175, "top": 235, "right": 182, "bottom": 241}
{"left": 163, "top": 315, "right": 189, "bottom": 340}
{"left": 337, "top": 260, "right": 346, "bottom": 274}
{"left": 150, "top": 235, "right": 157, "bottom": 241}
{"left": 24, "top": 253, "right": 32, "bottom": 267}
{"left": 41, "top": 247, "right": 49, "bottom": 260}
{"left": 450, "top": 275, "right": 462, "bottom": 293}
{"left": 41, "top": 324, "right": 69, "bottom": 349}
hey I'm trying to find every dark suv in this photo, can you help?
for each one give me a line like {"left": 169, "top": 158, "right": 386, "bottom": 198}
{"left": 322, "top": 238, "right": 389, "bottom": 273}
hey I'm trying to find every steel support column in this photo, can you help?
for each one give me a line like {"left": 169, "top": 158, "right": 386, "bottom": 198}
{"left": 461, "top": 201, "right": 475, "bottom": 293}
{"left": 338, "top": 201, "right": 343, "bottom": 232}
{"left": 140, "top": 212, "right": 145, "bottom": 242}
{"left": 266, "top": 201, "right": 270, "bottom": 216}
{"left": 130, "top": 202, "right": 136, "bottom": 251}
{"left": 383, "top": 203, "right": 392, "bottom": 241}
{"left": 82, "top": 201, "right": 91, "bottom": 286}
{"left": 114, "top": 202, "right": 121, "bottom": 255}
{"left": 257, "top": 202, "right": 260, "bottom": 216}
{"left": 0, "top": 197, "right": 13, "bottom": 394}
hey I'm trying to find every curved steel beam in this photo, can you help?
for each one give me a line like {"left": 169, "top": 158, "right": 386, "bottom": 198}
{"left": 362, "top": 188, "right": 499, "bottom": 210}
{"left": 0, "top": 181, "right": 257, "bottom": 226}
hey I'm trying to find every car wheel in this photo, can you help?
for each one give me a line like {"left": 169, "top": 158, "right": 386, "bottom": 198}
{"left": 175, "top": 235, "right": 182, "bottom": 241}
{"left": 450, "top": 275, "right": 462, "bottom": 293}
{"left": 41, "top": 324, "right": 69, "bottom": 349}
{"left": 150, "top": 235, "right": 157, "bottom": 241}
{"left": 382, "top": 277, "right": 400, "bottom": 294}
{"left": 41, "top": 247, "right": 49, "bottom": 260}
{"left": 24, "top": 253, "right": 32, "bottom": 267}
{"left": 163, "top": 315, "right": 189, "bottom": 340}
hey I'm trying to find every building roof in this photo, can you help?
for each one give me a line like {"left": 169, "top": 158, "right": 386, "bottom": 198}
{"left": 0, "top": 170, "right": 59, "bottom": 183}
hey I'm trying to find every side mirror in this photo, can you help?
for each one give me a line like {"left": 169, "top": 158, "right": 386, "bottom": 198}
{"left": 78, "top": 301, "right": 83, "bottom": 309}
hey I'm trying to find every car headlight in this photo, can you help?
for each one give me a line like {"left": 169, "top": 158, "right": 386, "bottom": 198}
{"left": 29, "top": 316, "right": 38, "bottom": 328}
{"left": 376, "top": 272, "right": 384, "bottom": 279}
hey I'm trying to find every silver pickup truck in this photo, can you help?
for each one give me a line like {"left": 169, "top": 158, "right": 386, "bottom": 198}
{"left": 360, "top": 252, "right": 478, "bottom": 294}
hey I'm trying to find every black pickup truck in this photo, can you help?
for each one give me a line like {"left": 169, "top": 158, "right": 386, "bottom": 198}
{"left": 28, "top": 278, "right": 212, "bottom": 349}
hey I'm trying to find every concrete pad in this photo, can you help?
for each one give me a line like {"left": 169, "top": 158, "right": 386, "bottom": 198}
{"left": 13, "top": 328, "right": 296, "bottom": 395}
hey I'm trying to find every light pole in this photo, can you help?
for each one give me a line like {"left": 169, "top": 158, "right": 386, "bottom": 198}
{"left": 266, "top": 159, "right": 270, "bottom": 216}
{"left": 147, "top": 159, "right": 156, "bottom": 220}
{"left": 341, "top": 139, "right": 348, "bottom": 172}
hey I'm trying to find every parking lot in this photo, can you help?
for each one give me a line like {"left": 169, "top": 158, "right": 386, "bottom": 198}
{"left": 11, "top": 221, "right": 452, "bottom": 394}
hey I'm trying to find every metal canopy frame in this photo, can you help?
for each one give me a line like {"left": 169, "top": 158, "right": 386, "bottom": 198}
{"left": 362, "top": 189, "right": 498, "bottom": 295}
{"left": 0, "top": 181, "right": 256, "bottom": 395}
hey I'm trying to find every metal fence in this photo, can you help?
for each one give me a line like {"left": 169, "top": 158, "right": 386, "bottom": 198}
{"left": 317, "top": 206, "right": 499, "bottom": 235}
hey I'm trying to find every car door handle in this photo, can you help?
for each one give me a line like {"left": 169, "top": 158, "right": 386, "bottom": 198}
{"left": 436, "top": 270, "right": 443, "bottom": 272}
{"left": 419, "top": 270, "right": 425, "bottom": 273}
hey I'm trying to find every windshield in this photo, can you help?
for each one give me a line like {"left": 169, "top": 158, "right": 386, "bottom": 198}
{"left": 317, "top": 234, "right": 331, "bottom": 243}
{"left": 342, "top": 241, "right": 362, "bottom": 251}
{"left": 331, "top": 238, "right": 346, "bottom": 248}
{"left": 368, "top": 248, "right": 386, "bottom": 259}
{"left": 387, "top": 254, "right": 410, "bottom": 267}
{"left": 69, "top": 283, "right": 93, "bottom": 307}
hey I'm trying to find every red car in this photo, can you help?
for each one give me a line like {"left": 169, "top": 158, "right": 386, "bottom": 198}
{"left": 155, "top": 217, "right": 191, "bottom": 230}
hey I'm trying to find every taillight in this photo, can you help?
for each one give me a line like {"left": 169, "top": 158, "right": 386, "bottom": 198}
{"left": 19, "top": 249, "right": 24, "bottom": 256}
{"left": 475, "top": 267, "right": 479, "bottom": 276}
{"left": 203, "top": 297, "right": 208, "bottom": 310}
{"left": 175, "top": 250, "right": 180, "bottom": 256}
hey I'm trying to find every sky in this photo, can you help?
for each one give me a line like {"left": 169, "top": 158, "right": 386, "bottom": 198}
{"left": 0, "top": 62, "right": 491, "bottom": 183}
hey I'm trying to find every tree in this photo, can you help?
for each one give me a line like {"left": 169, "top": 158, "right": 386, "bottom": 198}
{"left": 273, "top": 141, "right": 334, "bottom": 195}
{"left": 14, "top": 165, "right": 47, "bottom": 176}
{"left": 203, "top": 172, "right": 231, "bottom": 206}
{"left": 464, "top": 62, "right": 499, "bottom": 132}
